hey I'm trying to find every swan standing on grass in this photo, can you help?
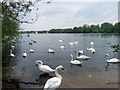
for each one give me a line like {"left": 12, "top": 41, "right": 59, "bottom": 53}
{"left": 76, "top": 51, "right": 90, "bottom": 60}
{"left": 105, "top": 54, "right": 120, "bottom": 63}
{"left": 44, "top": 65, "right": 64, "bottom": 90}
{"left": 48, "top": 48, "right": 54, "bottom": 54}
{"left": 35, "top": 60, "right": 55, "bottom": 73}
{"left": 71, "top": 54, "right": 82, "bottom": 65}
{"left": 10, "top": 50, "right": 15, "bottom": 57}
{"left": 23, "top": 51, "right": 27, "bottom": 57}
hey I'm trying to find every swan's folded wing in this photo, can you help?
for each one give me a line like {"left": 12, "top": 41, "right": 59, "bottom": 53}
{"left": 44, "top": 77, "right": 61, "bottom": 89}
{"left": 39, "top": 65, "right": 55, "bottom": 72}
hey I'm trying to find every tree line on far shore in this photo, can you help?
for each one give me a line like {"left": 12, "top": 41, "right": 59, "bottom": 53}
{"left": 20, "top": 22, "right": 120, "bottom": 33}
{"left": 48, "top": 22, "right": 120, "bottom": 33}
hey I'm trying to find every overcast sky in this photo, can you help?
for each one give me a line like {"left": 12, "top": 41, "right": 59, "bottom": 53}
{"left": 20, "top": 0, "right": 119, "bottom": 31}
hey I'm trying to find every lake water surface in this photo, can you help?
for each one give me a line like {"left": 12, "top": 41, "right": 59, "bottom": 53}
{"left": 2, "top": 33, "right": 120, "bottom": 88}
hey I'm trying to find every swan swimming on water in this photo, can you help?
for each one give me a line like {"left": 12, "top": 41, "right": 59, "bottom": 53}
{"left": 105, "top": 54, "right": 120, "bottom": 63}
{"left": 71, "top": 54, "right": 82, "bottom": 65}
{"left": 76, "top": 51, "right": 90, "bottom": 60}
{"left": 29, "top": 49, "right": 34, "bottom": 53}
{"left": 60, "top": 45, "right": 65, "bottom": 50}
{"left": 23, "top": 51, "right": 27, "bottom": 57}
{"left": 35, "top": 60, "right": 55, "bottom": 73}
{"left": 48, "top": 48, "right": 54, "bottom": 54}
{"left": 44, "top": 65, "right": 64, "bottom": 90}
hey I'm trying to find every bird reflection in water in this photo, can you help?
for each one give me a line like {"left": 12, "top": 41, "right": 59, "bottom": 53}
{"left": 36, "top": 73, "right": 53, "bottom": 86}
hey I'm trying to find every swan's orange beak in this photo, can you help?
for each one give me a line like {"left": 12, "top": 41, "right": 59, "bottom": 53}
{"left": 61, "top": 68, "right": 64, "bottom": 72}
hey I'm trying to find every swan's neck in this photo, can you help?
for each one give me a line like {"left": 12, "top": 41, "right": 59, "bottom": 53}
{"left": 55, "top": 68, "right": 62, "bottom": 80}
{"left": 10, "top": 50, "right": 12, "bottom": 54}
{"left": 71, "top": 55, "right": 74, "bottom": 61}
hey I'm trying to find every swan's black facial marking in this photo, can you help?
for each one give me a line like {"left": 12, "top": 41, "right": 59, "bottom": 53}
{"left": 61, "top": 68, "right": 64, "bottom": 72}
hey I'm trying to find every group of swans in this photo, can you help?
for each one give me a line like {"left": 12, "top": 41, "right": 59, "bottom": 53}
{"left": 71, "top": 54, "right": 82, "bottom": 65}
{"left": 35, "top": 60, "right": 64, "bottom": 90}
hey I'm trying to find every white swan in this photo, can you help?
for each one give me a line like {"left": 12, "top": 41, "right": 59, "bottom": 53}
{"left": 60, "top": 45, "right": 65, "bottom": 50}
{"left": 71, "top": 54, "right": 82, "bottom": 65}
{"left": 29, "top": 49, "right": 34, "bottom": 53}
{"left": 59, "top": 40, "right": 64, "bottom": 43}
{"left": 105, "top": 54, "right": 120, "bottom": 63}
{"left": 74, "top": 41, "right": 78, "bottom": 44}
{"left": 87, "top": 45, "right": 96, "bottom": 53}
{"left": 23, "top": 51, "right": 27, "bottom": 57}
{"left": 69, "top": 42, "right": 74, "bottom": 45}
{"left": 78, "top": 49, "right": 84, "bottom": 54}
{"left": 76, "top": 51, "right": 90, "bottom": 60}
{"left": 35, "top": 60, "right": 55, "bottom": 73}
{"left": 44, "top": 65, "right": 64, "bottom": 90}
{"left": 48, "top": 48, "right": 54, "bottom": 53}
{"left": 91, "top": 48, "right": 96, "bottom": 53}
{"left": 90, "top": 41, "right": 94, "bottom": 46}
{"left": 10, "top": 50, "right": 15, "bottom": 57}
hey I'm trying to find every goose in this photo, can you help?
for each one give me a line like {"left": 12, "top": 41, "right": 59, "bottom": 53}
{"left": 35, "top": 60, "right": 55, "bottom": 73}
{"left": 76, "top": 51, "right": 90, "bottom": 60}
{"left": 23, "top": 51, "right": 27, "bottom": 57}
{"left": 71, "top": 54, "right": 82, "bottom": 65}
{"left": 10, "top": 50, "right": 15, "bottom": 57}
{"left": 105, "top": 54, "right": 120, "bottom": 63}
{"left": 60, "top": 45, "right": 65, "bottom": 50}
{"left": 44, "top": 65, "right": 64, "bottom": 90}
{"left": 29, "top": 49, "right": 34, "bottom": 53}
{"left": 48, "top": 48, "right": 54, "bottom": 54}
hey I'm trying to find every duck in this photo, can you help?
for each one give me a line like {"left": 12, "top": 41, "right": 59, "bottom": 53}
{"left": 10, "top": 50, "right": 15, "bottom": 57}
{"left": 48, "top": 48, "right": 54, "bottom": 54}
{"left": 35, "top": 60, "right": 55, "bottom": 73}
{"left": 76, "top": 51, "right": 90, "bottom": 60}
{"left": 105, "top": 54, "right": 120, "bottom": 63}
{"left": 71, "top": 54, "right": 82, "bottom": 65}
{"left": 44, "top": 65, "right": 64, "bottom": 90}
{"left": 23, "top": 51, "right": 27, "bottom": 57}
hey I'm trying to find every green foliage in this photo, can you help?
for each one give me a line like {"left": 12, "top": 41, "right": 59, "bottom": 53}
{"left": 48, "top": 22, "right": 119, "bottom": 33}
{"left": 111, "top": 45, "right": 120, "bottom": 52}
{"left": 1, "top": 1, "right": 35, "bottom": 40}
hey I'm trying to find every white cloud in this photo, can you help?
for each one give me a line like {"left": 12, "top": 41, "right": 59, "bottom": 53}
{"left": 20, "top": 2, "right": 118, "bottom": 31}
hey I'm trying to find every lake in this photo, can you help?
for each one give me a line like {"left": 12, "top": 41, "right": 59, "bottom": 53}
{"left": 2, "top": 33, "right": 120, "bottom": 88}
